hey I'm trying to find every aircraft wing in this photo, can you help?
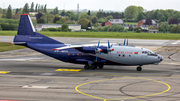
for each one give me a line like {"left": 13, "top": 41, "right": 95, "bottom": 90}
{"left": 51, "top": 44, "right": 96, "bottom": 50}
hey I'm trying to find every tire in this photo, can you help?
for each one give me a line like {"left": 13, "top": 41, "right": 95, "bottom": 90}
{"left": 89, "top": 65, "right": 97, "bottom": 70}
{"left": 136, "top": 67, "right": 142, "bottom": 71}
{"left": 84, "top": 64, "right": 89, "bottom": 70}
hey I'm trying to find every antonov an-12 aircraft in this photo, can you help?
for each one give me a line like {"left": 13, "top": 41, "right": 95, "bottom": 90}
{"left": 13, "top": 14, "right": 163, "bottom": 71}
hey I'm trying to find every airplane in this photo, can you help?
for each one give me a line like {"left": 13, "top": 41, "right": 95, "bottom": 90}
{"left": 13, "top": 14, "right": 163, "bottom": 71}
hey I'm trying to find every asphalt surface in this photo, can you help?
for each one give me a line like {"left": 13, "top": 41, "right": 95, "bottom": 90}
{"left": 0, "top": 37, "right": 180, "bottom": 101}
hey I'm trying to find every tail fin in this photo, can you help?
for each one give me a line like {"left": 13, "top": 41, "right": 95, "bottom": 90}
{"left": 14, "top": 14, "right": 63, "bottom": 44}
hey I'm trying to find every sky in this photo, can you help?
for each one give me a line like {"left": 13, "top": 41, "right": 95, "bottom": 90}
{"left": 1, "top": 0, "right": 180, "bottom": 11}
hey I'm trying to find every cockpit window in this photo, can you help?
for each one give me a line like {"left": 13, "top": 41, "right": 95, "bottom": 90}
{"left": 142, "top": 51, "right": 148, "bottom": 54}
{"left": 142, "top": 50, "right": 157, "bottom": 56}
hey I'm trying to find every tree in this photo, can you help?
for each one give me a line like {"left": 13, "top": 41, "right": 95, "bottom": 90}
{"left": 61, "top": 10, "right": 66, "bottom": 16}
{"left": 56, "top": 17, "right": 68, "bottom": 24}
{"left": 23, "top": 3, "right": 29, "bottom": 14}
{"left": 6, "top": 5, "right": 12, "bottom": 19}
{"left": 88, "top": 22, "right": 91, "bottom": 29}
{"left": 31, "top": 19, "right": 37, "bottom": 27}
{"left": 160, "top": 16, "right": 166, "bottom": 22}
{"left": 161, "top": 22, "right": 169, "bottom": 29}
{"left": 79, "top": 13, "right": 88, "bottom": 19}
{"left": 98, "top": 18, "right": 107, "bottom": 23}
{"left": 0, "top": 7, "right": 2, "bottom": 13}
{"left": 61, "top": 24, "right": 69, "bottom": 32}
{"left": 168, "top": 18, "right": 179, "bottom": 25}
{"left": 35, "top": 4, "right": 38, "bottom": 12}
{"left": 77, "top": 18, "right": 90, "bottom": 29}
{"left": 30, "top": 2, "right": 34, "bottom": 12}
{"left": 53, "top": 15, "right": 60, "bottom": 23}
{"left": 173, "top": 12, "right": 180, "bottom": 21}
{"left": 12, "top": 14, "right": 20, "bottom": 19}
{"left": 15, "top": 8, "right": 21, "bottom": 14}
{"left": 137, "top": 12, "right": 145, "bottom": 21}
{"left": 65, "top": 11, "right": 76, "bottom": 20}
{"left": 47, "top": 14, "right": 55, "bottom": 23}
{"left": 144, "top": 18, "right": 152, "bottom": 25}
{"left": 92, "top": 17, "right": 97, "bottom": 24}
{"left": 44, "top": 4, "right": 47, "bottom": 14}
{"left": 37, "top": 17, "right": 45, "bottom": 23}
{"left": 38, "top": 4, "right": 40, "bottom": 12}
{"left": 124, "top": 5, "right": 138, "bottom": 19}
{"left": 106, "top": 15, "right": 113, "bottom": 20}
{"left": 53, "top": 7, "right": 58, "bottom": 15}
{"left": 36, "top": 12, "right": 43, "bottom": 21}
{"left": 87, "top": 10, "right": 90, "bottom": 15}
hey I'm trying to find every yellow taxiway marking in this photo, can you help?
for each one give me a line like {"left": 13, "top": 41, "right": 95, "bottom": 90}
{"left": 75, "top": 77, "right": 171, "bottom": 101}
{"left": 56, "top": 69, "right": 81, "bottom": 72}
{"left": 0, "top": 71, "right": 11, "bottom": 74}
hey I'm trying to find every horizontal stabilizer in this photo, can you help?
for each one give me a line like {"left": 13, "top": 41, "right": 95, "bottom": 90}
{"left": 13, "top": 42, "right": 26, "bottom": 45}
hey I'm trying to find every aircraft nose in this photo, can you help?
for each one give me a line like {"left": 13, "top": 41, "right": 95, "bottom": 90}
{"left": 158, "top": 55, "right": 163, "bottom": 61}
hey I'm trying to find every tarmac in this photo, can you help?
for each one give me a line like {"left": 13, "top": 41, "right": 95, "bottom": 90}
{"left": 0, "top": 37, "right": 180, "bottom": 101}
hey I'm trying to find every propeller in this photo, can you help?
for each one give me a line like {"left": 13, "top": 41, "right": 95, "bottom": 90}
{"left": 127, "top": 39, "right": 128, "bottom": 45}
{"left": 123, "top": 39, "right": 128, "bottom": 46}
{"left": 95, "top": 41, "right": 102, "bottom": 62}
{"left": 123, "top": 39, "right": 126, "bottom": 45}
{"left": 107, "top": 40, "right": 114, "bottom": 52}
{"left": 107, "top": 40, "right": 114, "bottom": 58}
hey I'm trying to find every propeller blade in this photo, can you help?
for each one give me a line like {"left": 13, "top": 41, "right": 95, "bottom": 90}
{"left": 127, "top": 39, "right": 128, "bottom": 46}
{"left": 97, "top": 40, "right": 100, "bottom": 48}
{"left": 108, "top": 40, "right": 110, "bottom": 48}
{"left": 123, "top": 39, "right": 126, "bottom": 45}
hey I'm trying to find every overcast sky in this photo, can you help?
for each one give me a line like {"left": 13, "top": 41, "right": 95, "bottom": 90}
{"left": 1, "top": 0, "right": 180, "bottom": 11}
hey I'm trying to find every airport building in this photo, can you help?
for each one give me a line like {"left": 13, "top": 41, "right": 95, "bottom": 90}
{"left": 36, "top": 24, "right": 81, "bottom": 31}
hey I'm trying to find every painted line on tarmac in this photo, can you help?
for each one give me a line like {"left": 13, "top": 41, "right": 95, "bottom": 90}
{"left": 0, "top": 71, "right": 11, "bottom": 74}
{"left": 56, "top": 69, "right": 81, "bottom": 72}
{"left": 75, "top": 77, "right": 171, "bottom": 101}
{"left": 151, "top": 46, "right": 163, "bottom": 51}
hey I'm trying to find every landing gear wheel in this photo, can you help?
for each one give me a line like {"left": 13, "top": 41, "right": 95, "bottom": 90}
{"left": 98, "top": 65, "right": 104, "bottom": 69}
{"left": 136, "top": 67, "right": 142, "bottom": 71}
{"left": 89, "top": 65, "right": 97, "bottom": 70}
{"left": 84, "top": 64, "right": 89, "bottom": 70}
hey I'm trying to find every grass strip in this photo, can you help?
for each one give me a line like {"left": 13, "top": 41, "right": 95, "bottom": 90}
{"left": 0, "top": 31, "right": 180, "bottom": 40}
{"left": 0, "top": 43, "right": 25, "bottom": 52}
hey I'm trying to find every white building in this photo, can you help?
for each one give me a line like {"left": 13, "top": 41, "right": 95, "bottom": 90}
{"left": 36, "top": 24, "right": 81, "bottom": 31}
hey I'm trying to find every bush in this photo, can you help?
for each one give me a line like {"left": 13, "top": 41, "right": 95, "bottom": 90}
{"left": 0, "top": 23, "right": 18, "bottom": 30}
{"left": 134, "top": 27, "right": 142, "bottom": 31}
{"left": 171, "top": 25, "right": 180, "bottom": 33}
{"left": 111, "top": 24, "right": 124, "bottom": 32}
{"left": 61, "top": 24, "right": 69, "bottom": 32}
{"left": 0, "top": 26, "right": 2, "bottom": 31}
{"left": 136, "top": 29, "right": 141, "bottom": 33}
{"left": 42, "top": 28, "right": 58, "bottom": 31}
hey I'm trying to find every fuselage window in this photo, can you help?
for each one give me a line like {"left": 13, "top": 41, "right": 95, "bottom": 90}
{"left": 129, "top": 55, "right": 131, "bottom": 57}
{"left": 122, "top": 54, "right": 125, "bottom": 57}
{"left": 119, "top": 54, "right": 121, "bottom": 56}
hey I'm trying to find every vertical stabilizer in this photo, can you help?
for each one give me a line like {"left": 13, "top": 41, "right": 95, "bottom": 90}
{"left": 17, "top": 14, "right": 36, "bottom": 35}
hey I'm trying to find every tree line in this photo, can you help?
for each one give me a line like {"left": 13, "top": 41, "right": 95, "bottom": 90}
{"left": 1, "top": 3, "right": 180, "bottom": 32}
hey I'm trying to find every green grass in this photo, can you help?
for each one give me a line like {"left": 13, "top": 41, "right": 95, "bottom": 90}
{"left": 0, "top": 43, "right": 25, "bottom": 52}
{"left": 124, "top": 22, "right": 138, "bottom": 25}
{"left": 0, "top": 31, "right": 180, "bottom": 40}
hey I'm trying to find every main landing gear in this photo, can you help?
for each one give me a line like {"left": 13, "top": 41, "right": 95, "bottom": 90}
{"left": 136, "top": 66, "right": 142, "bottom": 71}
{"left": 84, "top": 64, "right": 104, "bottom": 70}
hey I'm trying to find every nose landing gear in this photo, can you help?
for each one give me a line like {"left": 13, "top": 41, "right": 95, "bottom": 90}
{"left": 136, "top": 66, "right": 142, "bottom": 71}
